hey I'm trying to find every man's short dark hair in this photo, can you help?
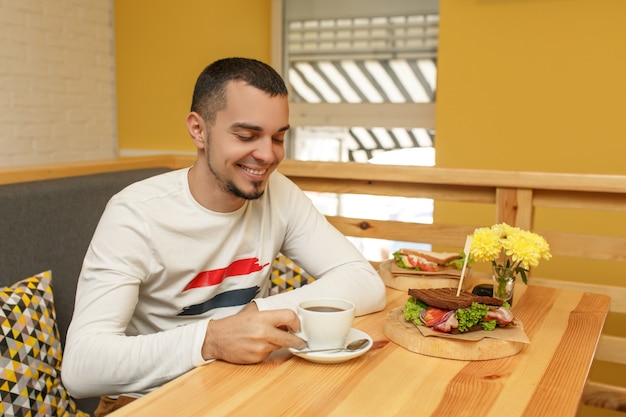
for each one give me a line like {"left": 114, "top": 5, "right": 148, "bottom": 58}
{"left": 190, "top": 57, "right": 288, "bottom": 125}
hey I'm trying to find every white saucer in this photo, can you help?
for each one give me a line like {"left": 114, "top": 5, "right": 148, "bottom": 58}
{"left": 288, "top": 328, "right": 373, "bottom": 364}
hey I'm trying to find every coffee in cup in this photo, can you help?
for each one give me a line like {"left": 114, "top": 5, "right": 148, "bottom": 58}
{"left": 297, "top": 298, "right": 355, "bottom": 350}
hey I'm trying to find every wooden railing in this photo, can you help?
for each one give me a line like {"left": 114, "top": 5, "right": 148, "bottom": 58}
{"left": 2, "top": 156, "right": 625, "bottom": 413}
{"left": 0, "top": 155, "right": 186, "bottom": 185}
{"left": 277, "top": 160, "right": 626, "bottom": 414}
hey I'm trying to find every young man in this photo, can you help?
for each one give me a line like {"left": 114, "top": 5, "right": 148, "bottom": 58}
{"left": 62, "top": 57, "right": 386, "bottom": 412}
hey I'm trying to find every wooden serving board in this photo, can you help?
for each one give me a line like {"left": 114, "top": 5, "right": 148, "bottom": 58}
{"left": 383, "top": 307, "right": 525, "bottom": 361}
{"left": 378, "top": 260, "right": 472, "bottom": 292}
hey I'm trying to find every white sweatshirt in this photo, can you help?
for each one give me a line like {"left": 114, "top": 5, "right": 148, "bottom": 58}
{"left": 62, "top": 168, "right": 386, "bottom": 398}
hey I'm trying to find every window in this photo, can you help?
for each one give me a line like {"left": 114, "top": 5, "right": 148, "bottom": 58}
{"left": 272, "top": 0, "right": 439, "bottom": 260}
{"left": 274, "top": 0, "right": 438, "bottom": 163}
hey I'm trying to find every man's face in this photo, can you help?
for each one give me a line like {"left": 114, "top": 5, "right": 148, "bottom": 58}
{"left": 204, "top": 81, "right": 289, "bottom": 201}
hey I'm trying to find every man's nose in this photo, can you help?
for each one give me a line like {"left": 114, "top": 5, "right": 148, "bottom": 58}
{"left": 251, "top": 137, "right": 275, "bottom": 161}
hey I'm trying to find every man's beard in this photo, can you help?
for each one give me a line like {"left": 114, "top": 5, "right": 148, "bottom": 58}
{"left": 206, "top": 152, "right": 265, "bottom": 200}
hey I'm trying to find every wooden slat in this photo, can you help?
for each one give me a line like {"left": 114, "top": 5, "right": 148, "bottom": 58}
{"left": 326, "top": 217, "right": 476, "bottom": 247}
{"left": 496, "top": 188, "right": 518, "bottom": 225}
{"left": 514, "top": 189, "right": 534, "bottom": 230}
{"left": 495, "top": 188, "right": 534, "bottom": 229}
{"left": 533, "top": 189, "right": 626, "bottom": 212}
{"left": 596, "top": 335, "right": 626, "bottom": 365}
{"left": 0, "top": 155, "right": 180, "bottom": 185}
{"left": 582, "top": 381, "right": 626, "bottom": 411}
{"left": 585, "top": 381, "right": 626, "bottom": 396}
{"left": 278, "top": 160, "right": 626, "bottom": 194}
{"left": 290, "top": 177, "right": 495, "bottom": 203}
{"left": 171, "top": 155, "right": 195, "bottom": 169}
{"left": 536, "top": 231, "right": 626, "bottom": 262}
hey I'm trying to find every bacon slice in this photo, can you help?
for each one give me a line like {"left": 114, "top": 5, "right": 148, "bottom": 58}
{"left": 419, "top": 307, "right": 459, "bottom": 333}
{"left": 486, "top": 306, "right": 514, "bottom": 325}
{"left": 432, "top": 310, "right": 459, "bottom": 333}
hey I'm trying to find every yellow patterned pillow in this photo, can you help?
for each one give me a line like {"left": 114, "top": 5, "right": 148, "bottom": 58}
{"left": 0, "top": 271, "right": 88, "bottom": 417}
{"left": 270, "top": 255, "right": 316, "bottom": 295}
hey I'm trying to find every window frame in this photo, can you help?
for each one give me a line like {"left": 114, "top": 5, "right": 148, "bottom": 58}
{"left": 271, "top": 0, "right": 436, "bottom": 145}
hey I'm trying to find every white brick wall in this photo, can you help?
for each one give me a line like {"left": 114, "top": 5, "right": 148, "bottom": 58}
{"left": 0, "top": 0, "right": 117, "bottom": 167}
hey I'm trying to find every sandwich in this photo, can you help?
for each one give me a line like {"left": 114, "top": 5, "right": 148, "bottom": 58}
{"left": 403, "top": 287, "right": 515, "bottom": 333}
{"left": 393, "top": 249, "right": 465, "bottom": 273}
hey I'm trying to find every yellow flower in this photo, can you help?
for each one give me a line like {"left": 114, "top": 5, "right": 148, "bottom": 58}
{"left": 468, "top": 223, "right": 552, "bottom": 284}
{"left": 504, "top": 229, "right": 552, "bottom": 269}
{"left": 469, "top": 226, "right": 501, "bottom": 263}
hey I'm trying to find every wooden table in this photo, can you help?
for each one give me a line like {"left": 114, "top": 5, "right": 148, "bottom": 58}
{"left": 109, "top": 285, "right": 610, "bottom": 417}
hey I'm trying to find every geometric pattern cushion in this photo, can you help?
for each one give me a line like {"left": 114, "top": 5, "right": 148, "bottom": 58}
{"left": 269, "top": 255, "right": 316, "bottom": 295}
{"left": 0, "top": 271, "right": 88, "bottom": 417}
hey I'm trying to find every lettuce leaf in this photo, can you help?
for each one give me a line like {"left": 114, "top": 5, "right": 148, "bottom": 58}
{"left": 393, "top": 251, "right": 411, "bottom": 269}
{"left": 445, "top": 256, "right": 465, "bottom": 270}
{"left": 455, "top": 302, "right": 489, "bottom": 332}
{"left": 403, "top": 297, "right": 428, "bottom": 326}
{"left": 481, "top": 319, "right": 497, "bottom": 331}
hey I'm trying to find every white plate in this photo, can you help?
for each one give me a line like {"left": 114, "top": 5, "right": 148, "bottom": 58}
{"left": 288, "top": 328, "right": 373, "bottom": 364}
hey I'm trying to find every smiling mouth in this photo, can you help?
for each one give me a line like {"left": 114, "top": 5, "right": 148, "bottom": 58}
{"left": 240, "top": 165, "right": 268, "bottom": 176}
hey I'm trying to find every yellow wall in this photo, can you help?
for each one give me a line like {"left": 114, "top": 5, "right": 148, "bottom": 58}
{"left": 114, "top": 0, "right": 272, "bottom": 153}
{"left": 436, "top": 0, "right": 626, "bottom": 175}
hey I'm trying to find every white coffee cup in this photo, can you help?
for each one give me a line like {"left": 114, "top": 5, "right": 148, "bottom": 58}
{"left": 297, "top": 298, "right": 355, "bottom": 350}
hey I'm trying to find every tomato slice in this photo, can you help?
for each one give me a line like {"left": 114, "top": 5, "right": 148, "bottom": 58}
{"left": 404, "top": 255, "right": 418, "bottom": 268}
{"left": 416, "top": 260, "right": 437, "bottom": 272}
{"left": 405, "top": 254, "right": 439, "bottom": 271}
{"left": 420, "top": 306, "right": 450, "bottom": 326}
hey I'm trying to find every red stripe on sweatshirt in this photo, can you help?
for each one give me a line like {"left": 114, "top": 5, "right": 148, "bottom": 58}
{"left": 183, "top": 258, "right": 269, "bottom": 291}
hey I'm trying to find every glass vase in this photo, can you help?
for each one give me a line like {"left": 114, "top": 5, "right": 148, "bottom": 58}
{"left": 491, "top": 265, "right": 516, "bottom": 303}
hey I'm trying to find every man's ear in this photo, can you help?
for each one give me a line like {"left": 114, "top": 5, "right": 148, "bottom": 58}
{"left": 186, "top": 112, "right": 206, "bottom": 149}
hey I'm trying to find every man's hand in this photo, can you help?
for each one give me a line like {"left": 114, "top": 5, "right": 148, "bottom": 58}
{"left": 202, "top": 303, "right": 307, "bottom": 363}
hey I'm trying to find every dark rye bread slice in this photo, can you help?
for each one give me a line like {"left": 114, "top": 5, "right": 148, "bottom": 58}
{"left": 408, "top": 287, "right": 504, "bottom": 310}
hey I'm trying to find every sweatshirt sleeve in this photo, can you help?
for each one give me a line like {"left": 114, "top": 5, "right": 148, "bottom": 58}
{"left": 254, "top": 175, "right": 387, "bottom": 315}
{"left": 62, "top": 317, "right": 210, "bottom": 398}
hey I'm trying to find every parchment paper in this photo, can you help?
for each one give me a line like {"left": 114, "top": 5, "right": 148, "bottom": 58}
{"left": 415, "top": 319, "right": 531, "bottom": 344}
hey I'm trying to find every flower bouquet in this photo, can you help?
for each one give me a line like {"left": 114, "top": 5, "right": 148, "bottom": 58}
{"left": 469, "top": 223, "right": 552, "bottom": 301}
